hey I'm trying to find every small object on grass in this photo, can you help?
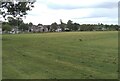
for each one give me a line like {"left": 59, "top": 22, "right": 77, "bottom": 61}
{"left": 45, "top": 70, "right": 48, "bottom": 73}
{"left": 100, "top": 65, "right": 103, "bottom": 67}
{"left": 113, "top": 62, "right": 116, "bottom": 64}
{"left": 89, "top": 75, "right": 93, "bottom": 77}
{"left": 81, "top": 61, "right": 84, "bottom": 63}
{"left": 22, "top": 54, "right": 26, "bottom": 56}
{"left": 79, "top": 39, "right": 82, "bottom": 41}
{"left": 54, "top": 78, "right": 57, "bottom": 79}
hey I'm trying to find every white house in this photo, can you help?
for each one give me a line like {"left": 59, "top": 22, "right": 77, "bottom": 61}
{"left": 29, "top": 25, "right": 49, "bottom": 33}
{"left": 55, "top": 28, "right": 62, "bottom": 32}
{"left": 64, "top": 28, "right": 70, "bottom": 31}
{"left": 101, "top": 27, "right": 107, "bottom": 31}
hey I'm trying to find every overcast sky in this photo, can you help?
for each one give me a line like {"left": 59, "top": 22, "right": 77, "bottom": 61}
{"left": 7, "top": 0, "right": 120, "bottom": 25}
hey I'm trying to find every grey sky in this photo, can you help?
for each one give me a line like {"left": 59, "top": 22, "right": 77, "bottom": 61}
{"left": 22, "top": 0, "right": 119, "bottom": 25}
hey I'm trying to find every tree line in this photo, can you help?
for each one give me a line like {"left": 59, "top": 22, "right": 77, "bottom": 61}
{"left": 49, "top": 20, "right": 119, "bottom": 32}
{"left": 2, "top": 18, "right": 120, "bottom": 33}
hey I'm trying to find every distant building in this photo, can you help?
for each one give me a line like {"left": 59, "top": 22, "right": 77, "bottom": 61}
{"left": 44, "top": 25, "right": 51, "bottom": 32}
{"left": 28, "top": 25, "right": 36, "bottom": 32}
{"left": 29, "top": 25, "right": 49, "bottom": 33}
{"left": 55, "top": 27, "right": 62, "bottom": 32}
{"left": 9, "top": 26, "right": 20, "bottom": 34}
{"left": 55, "top": 28, "right": 62, "bottom": 32}
{"left": 101, "top": 27, "right": 107, "bottom": 31}
{"left": 64, "top": 28, "right": 70, "bottom": 31}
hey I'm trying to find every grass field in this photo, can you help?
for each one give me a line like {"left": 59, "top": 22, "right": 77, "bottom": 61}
{"left": 2, "top": 31, "right": 118, "bottom": 79}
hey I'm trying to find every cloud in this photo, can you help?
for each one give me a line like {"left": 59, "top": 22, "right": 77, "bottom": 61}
{"left": 75, "top": 8, "right": 117, "bottom": 19}
{"left": 95, "top": 2, "right": 118, "bottom": 8}
{"left": 23, "top": 0, "right": 118, "bottom": 25}
{"left": 47, "top": 2, "right": 118, "bottom": 10}
{"left": 72, "top": 7, "right": 118, "bottom": 25}
{"left": 40, "top": 0, "right": 119, "bottom": 10}
{"left": 24, "top": 8, "right": 93, "bottom": 25}
{"left": 72, "top": 17, "right": 117, "bottom": 25}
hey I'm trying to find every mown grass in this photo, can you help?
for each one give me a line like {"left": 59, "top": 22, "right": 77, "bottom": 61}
{"left": 2, "top": 31, "right": 118, "bottom": 79}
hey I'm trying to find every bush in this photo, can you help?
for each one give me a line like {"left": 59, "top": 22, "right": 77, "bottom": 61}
{"left": 2, "top": 24, "right": 12, "bottom": 32}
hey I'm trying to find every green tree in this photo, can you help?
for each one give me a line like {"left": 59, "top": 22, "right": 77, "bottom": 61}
{"left": 2, "top": 24, "right": 12, "bottom": 32}
{"left": 0, "top": 0, "right": 35, "bottom": 33}
{"left": 73, "top": 23, "right": 80, "bottom": 31}
{"left": 114, "top": 25, "right": 119, "bottom": 31}
{"left": 0, "top": 0, "right": 36, "bottom": 19}
{"left": 80, "top": 24, "right": 86, "bottom": 31}
{"left": 66, "top": 20, "right": 73, "bottom": 31}
{"left": 29, "top": 22, "right": 33, "bottom": 26}
{"left": 51, "top": 22, "right": 58, "bottom": 31}
{"left": 28, "top": 22, "right": 33, "bottom": 31}
{"left": 7, "top": 17, "right": 23, "bottom": 26}
{"left": 60, "top": 19, "right": 66, "bottom": 31}
{"left": 19, "top": 23, "right": 29, "bottom": 31}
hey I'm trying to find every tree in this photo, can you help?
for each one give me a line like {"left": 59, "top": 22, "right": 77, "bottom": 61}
{"left": 2, "top": 22, "right": 8, "bottom": 25}
{"left": 19, "top": 23, "right": 29, "bottom": 31}
{"left": 80, "top": 24, "right": 85, "bottom": 31}
{"left": 51, "top": 22, "right": 58, "bottom": 31}
{"left": 114, "top": 25, "right": 119, "bottom": 31}
{"left": 73, "top": 23, "right": 80, "bottom": 31}
{"left": 105, "top": 24, "right": 109, "bottom": 30}
{"left": 7, "top": 17, "right": 23, "bottom": 26}
{"left": 28, "top": 22, "right": 33, "bottom": 31}
{"left": 38, "top": 23, "right": 43, "bottom": 26}
{"left": 0, "top": 0, "right": 35, "bottom": 33}
{"left": 0, "top": 0, "right": 36, "bottom": 19}
{"left": 60, "top": 19, "right": 66, "bottom": 31}
{"left": 66, "top": 20, "right": 73, "bottom": 31}
{"left": 29, "top": 22, "right": 33, "bottom": 26}
{"left": 2, "top": 24, "right": 12, "bottom": 32}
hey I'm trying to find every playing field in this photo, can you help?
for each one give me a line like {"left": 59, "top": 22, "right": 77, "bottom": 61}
{"left": 2, "top": 31, "right": 118, "bottom": 79}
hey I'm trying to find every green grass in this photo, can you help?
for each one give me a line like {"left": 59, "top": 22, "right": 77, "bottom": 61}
{"left": 2, "top": 31, "right": 118, "bottom": 79}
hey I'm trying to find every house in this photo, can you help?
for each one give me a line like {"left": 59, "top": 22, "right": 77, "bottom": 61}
{"left": 55, "top": 27, "right": 62, "bottom": 32}
{"left": 38, "top": 25, "right": 49, "bottom": 32}
{"left": 9, "top": 26, "right": 20, "bottom": 34}
{"left": 29, "top": 25, "right": 49, "bottom": 33}
{"left": 55, "top": 28, "right": 62, "bottom": 32}
{"left": 44, "top": 25, "right": 51, "bottom": 32}
{"left": 28, "top": 25, "right": 40, "bottom": 33}
{"left": 101, "top": 27, "right": 107, "bottom": 31}
{"left": 28, "top": 25, "right": 36, "bottom": 32}
{"left": 64, "top": 28, "right": 70, "bottom": 31}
